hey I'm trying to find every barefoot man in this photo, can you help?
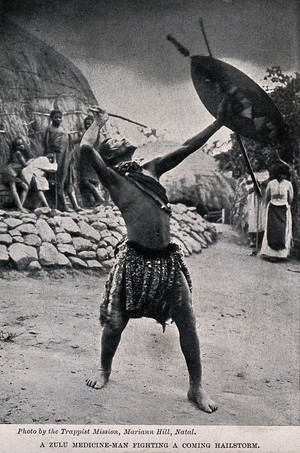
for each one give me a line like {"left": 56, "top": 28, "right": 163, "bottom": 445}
{"left": 82, "top": 102, "right": 228, "bottom": 413}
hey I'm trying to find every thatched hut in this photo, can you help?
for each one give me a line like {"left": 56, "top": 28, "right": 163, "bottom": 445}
{"left": 136, "top": 141, "right": 235, "bottom": 220}
{"left": 0, "top": 19, "right": 97, "bottom": 165}
{"left": 0, "top": 19, "right": 233, "bottom": 219}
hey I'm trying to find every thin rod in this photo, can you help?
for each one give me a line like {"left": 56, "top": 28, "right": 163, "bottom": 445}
{"left": 236, "top": 134, "right": 262, "bottom": 198}
{"left": 166, "top": 35, "right": 190, "bottom": 57}
{"left": 108, "top": 113, "right": 147, "bottom": 129}
{"left": 199, "top": 18, "right": 213, "bottom": 58}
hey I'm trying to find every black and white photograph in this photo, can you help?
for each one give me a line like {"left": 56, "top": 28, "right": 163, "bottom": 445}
{"left": 0, "top": 1, "right": 299, "bottom": 452}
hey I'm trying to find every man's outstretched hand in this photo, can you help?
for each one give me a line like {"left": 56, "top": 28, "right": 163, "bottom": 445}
{"left": 216, "top": 87, "right": 253, "bottom": 125}
{"left": 88, "top": 106, "right": 109, "bottom": 125}
{"left": 80, "top": 106, "right": 109, "bottom": 148}
{"left": 216, "top": 96, "right": 232, "bottom": 125}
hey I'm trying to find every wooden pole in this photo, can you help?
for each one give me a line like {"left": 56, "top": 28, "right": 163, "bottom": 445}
{"left": 107, "top": 113, "right": 147, "bottom": 129}
{"left": 32, "top": 110, "right": 148, "bottom": 128}
{"left": 236, "top": 135, "right": 262, "bottom": 198}
{"left": 199, "top": 18, "right": 213, "bottom": 57}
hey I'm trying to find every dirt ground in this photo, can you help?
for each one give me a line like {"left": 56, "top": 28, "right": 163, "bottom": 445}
{"left": 0, "top": 224, "right": 299, "bottom": 426}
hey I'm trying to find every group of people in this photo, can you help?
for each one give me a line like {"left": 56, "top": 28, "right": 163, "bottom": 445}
{"left": 3, "top": 110, "right": 106, "bottom": 213}
{"left": 2, "top": 93, "right": 296, "bottom": 415}
{"left": 3, "top": 101, "right": 230, "bottom": 413}
{"left": 246, "top": 161, "right": 294, "bottom": 261}
{"left": 3, "top": 136, "right": 58, "bottom": 212}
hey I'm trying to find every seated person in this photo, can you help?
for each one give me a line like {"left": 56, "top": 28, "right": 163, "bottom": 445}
{"left": 3, "top": 137, "right": 31, "bottom": 212}
{"left": 22, "top": 153, "right": 58, "bottom": 209}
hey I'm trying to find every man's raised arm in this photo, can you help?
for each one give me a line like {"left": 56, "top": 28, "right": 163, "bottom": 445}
{"left": 150, "top": 118, "right": 222, "bottom": 177}
{"left": 148, "top": 98, "right": 231, "bottom": 177}
{"left": 80, "top": 108, "right": 109, "bottom": 149}
{"left": 80, "top": 108, "right": 114, "bottom": 186}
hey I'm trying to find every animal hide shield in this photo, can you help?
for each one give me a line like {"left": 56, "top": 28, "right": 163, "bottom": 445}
{"left": 191, "top": 55, "right": 285, "bottom": 143}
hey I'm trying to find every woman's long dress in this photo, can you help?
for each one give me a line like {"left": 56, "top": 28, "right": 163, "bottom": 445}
{"left": 260, "top": 179, "right": 294, "bottom": 259}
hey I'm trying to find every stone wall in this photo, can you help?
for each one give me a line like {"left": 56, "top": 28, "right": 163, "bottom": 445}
{"left": 0, "top": 204, "right": 217, "bottom": 272}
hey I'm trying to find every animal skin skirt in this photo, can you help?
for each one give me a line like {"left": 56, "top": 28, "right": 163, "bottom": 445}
{"left": 100, "top": 240, "right": 192, "bottom": 329}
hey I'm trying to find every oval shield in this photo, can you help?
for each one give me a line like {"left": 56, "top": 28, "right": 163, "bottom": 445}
{"left": 191, "top": 55, "right": 285, "bottom": 143}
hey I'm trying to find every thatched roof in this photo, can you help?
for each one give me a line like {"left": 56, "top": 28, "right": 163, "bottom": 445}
{"left": 136, "top": 141, "right": 235, "bottom": 215}
{"left": 0, "top": 19, "right": 234, "bottom": 216}
{"left": 0, "top": 19, "right": 97, "bottom": 165}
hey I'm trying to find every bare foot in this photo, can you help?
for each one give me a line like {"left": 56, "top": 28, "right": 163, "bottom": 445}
{"left": 73, "top": 205, "right": 83, "bottom": 212}
{"left": 187, "top": 387, "right": 218, "bottom": 413}
{"left": 85, "top": 370, "right": 109, "bottom": 389}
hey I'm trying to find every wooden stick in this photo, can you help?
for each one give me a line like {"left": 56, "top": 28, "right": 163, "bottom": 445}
{"left": 32, "top": 112, "right": 50, "bottom": 116}
{"left": 87, "top": 108, "right": 148, "bottom": 128}
{"left": 31, "top": 110, "right": 147, "bottom": 128}
{"left": 236, "top": 135, "right": 262, "bottom": 197}
{"left": 167, "top": 35, "right": 190, "bottom": 57}
{"left": 199, "top": 18, "right": 213, "bottom": 57}
{"left": 107, "top": 113, "right": 147, "bottom": 128}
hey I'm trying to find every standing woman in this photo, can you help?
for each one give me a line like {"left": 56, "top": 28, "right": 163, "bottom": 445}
{"left": 260, "top": 163, "right": 294, "bottom": 261}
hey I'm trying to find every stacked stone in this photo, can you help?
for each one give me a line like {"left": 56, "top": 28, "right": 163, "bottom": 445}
{"left": 0, "top": 204, "right": 216, "bottom": 271}
{"left": 170, "top": 204, "right": 216, "bottom": 255}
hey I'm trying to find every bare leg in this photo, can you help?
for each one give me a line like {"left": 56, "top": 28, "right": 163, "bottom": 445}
{"left": 68, "top": 188, "right": 83, "bottom": 212}
{"left": 81, "top": 179, "right": 104, "bottom": 205}
{"left": 172, "top": 272, "right": 218, "bottom": 413}
{"left": 86, "top": 306, "right": 129, "bottom": 389}
{"left": 59, "top": 192, "right": 73, "bottom": 212}
{"left": 20, "top": 185, "right": 29, "bottom": 207}
{"left": 36, "top": 190, "right": 50, "bottom": 208}
{"left": 9, "top": 182, "right": 28, "bottom": 212}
